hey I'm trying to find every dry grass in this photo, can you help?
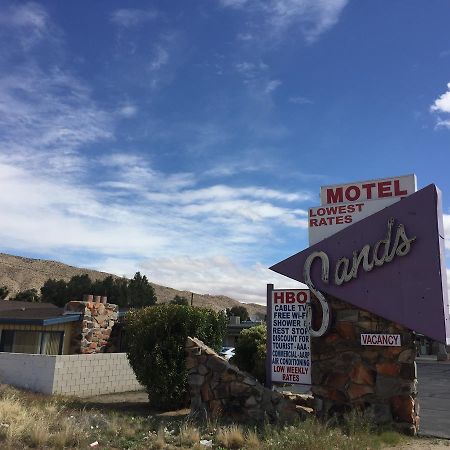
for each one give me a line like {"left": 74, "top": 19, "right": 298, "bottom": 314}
{"left": 246, "top": 429, "right": 262, "bottom": 449}
{"left": 216, "top": 425, "right": 246, "bottom": 449}
{"left": 0, "top": 386, "right": 414, "bottom": 450}
{"left": 179, "top": 424, "right": 200, "bottom": 446}
{"left": 152, "top": 427, "right": 167, "bottom": 449}
{"left": 0, "top": 388, "right": 84, "bottom": 448}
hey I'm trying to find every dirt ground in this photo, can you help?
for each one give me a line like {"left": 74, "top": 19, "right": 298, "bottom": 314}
{"left": 84, "top": 390, "right": 190, "bottom": 417}
{"left": 384, "top": 440, "right": 450, "bottom": 450}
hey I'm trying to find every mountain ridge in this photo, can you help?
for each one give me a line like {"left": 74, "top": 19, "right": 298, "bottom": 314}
{"left": 0, "top": 252, "right": 266, "bottom": 319}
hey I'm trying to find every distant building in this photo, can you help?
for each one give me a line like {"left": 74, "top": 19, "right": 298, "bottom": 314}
{"left": 223, "top": 315, "right": 264, "bottom": 347}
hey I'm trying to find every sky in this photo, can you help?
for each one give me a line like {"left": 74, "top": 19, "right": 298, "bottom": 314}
{"left": 0, "top": 1, "right": 450, "bottom": 305}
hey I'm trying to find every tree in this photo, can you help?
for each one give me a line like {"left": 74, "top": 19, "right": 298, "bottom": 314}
{"left": 126, "top": 304, "right": 227, "bottom": 409}
{"left": 0, "top": 285, "right": 9, "bottom": 300}
{"left": 39, "top": 272, "right": 157, "bottom": 309}
{"left": 127, "top": 272, "right": 157, "bottom": 307}
{"left": 41, "top": 279, "right": 68, "bottom": 307}
{"left": 12, "top": 288, "right": 40, "bottom": 303}
{"left": 227, "top": 305, "right": 250, "bottom": 322}
{"left": 92, "top": 276, "right": 128, "bottom": 307}
{"left": 233, "top": 324, "right": 266, "bottom": 383}
{"left": 66, "top": 274, "right": 92, "bottom": 301}
{"left": 170, "top": 295, "right": 189, "bottom": 306}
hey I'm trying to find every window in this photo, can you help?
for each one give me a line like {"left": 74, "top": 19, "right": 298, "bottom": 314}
{"left": 0, "top": 330, "right": 64, "bottom": 355}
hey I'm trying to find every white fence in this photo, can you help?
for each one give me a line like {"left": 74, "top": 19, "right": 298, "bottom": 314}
{"left": 0, "top": 352, "right": 142, "bottom": 397}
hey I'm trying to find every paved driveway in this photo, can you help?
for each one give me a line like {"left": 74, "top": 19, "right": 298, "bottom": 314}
{"left": 417, "top": 359, "right": 450, "bottom": 438}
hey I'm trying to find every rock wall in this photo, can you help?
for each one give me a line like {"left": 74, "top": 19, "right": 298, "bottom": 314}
{"left": 186, "top": 337, "right": 311, "bottom": 422}
{"left": 65, "top": 296, "right": 119, "bottom": 354}
{"left": 311, "top": 296, "right": 419, "bottom": 435}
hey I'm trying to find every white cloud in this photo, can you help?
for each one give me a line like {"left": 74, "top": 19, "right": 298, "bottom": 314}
{"left": 264, "top": 79, "right": 282, "bottom": 94}
{"left": 0, "top": 65, "right": 113, "bottom": 165}
{"left": 220, "top": 0, "right": 348, "bottom": 43}
{"left": 139, "top": 255, "right": 305, "bottom": 304}
{"left": 0, "top": 2, "right": 52, "bottom": 48}
{"left": 430, "top": 83, "right": 450, "bottom": 128}
{"left": 431, "top": 83, "right": 450, "bottom": 114}
{"left": 118, "top": 103, "right": 138, "bottom": 118}
{"left": 289, "top": 96, "right": 313, "bottom": 105}
{"left": 444, "top": 214, "right": 450, "bottom": 251}
{"left": 149, "top": 45, "right": 170, "bottom": 72}
{"left": 110, "top": 8, "right": 157, "bottom": 27}
{"left": 0, "top": 2, "right": 314, "bottom": 305}
{"left": 220, "top": 0, "right": 250, "bottom": 7}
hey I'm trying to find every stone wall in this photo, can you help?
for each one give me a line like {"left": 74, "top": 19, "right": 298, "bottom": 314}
{"left": 65, "top": 296, "right": 118, "bottom": 354}
{"left": 186, "top": 337, "right": 312, "bottom": 422}
{"left": 311, "top": 295, "right": 419, "bottom": 435}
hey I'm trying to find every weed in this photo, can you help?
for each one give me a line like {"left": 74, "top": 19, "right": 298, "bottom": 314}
{"left": 216, "top": 425, "right": 246, "bottom": 449}
{"left": 245, "top": 429, "right": 261, "bottom": 449}
{"left": 179, "top": 423, "right": 201, "bottom": 446}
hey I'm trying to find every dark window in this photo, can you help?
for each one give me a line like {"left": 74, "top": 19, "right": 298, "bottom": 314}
{"left": 0, "top": 330, "right": 64, "bottom": 355}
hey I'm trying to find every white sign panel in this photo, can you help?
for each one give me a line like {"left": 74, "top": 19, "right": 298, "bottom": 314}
{"left": 361, "top": 334, "right": 401, "bottom": 346}
{"left": 309, "top": 197, "right": 398, "bottom": 245}
{"left": 320, "top": 174, "right": 417, "bottom": 206}
{"left": 271, "top": 289, "right": 311, "bottom": 385}
{"left": 309, "top": 174, "right": 417, "bottom": 245}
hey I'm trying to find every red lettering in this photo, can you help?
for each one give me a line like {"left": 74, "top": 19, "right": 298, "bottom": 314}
{"left": 273, "top": 292, "right": 284, "bottom": 303}
{"left": 378, "top": 181, "right": 392, "bottom": 198}
{"left": 309, "top": 209, "right": 316, "bottom": 217}
{"left": 345, "top": 185, "right": 360, "bottom": 201}
{"left": 344, "top": 215, "right": 352, "bottom": 223}
{"left": 338, "top": 205, "right": 346, "bottom": 214}
{"left": 285, "top": 292, "right": 296, "bottom": 303}
{"left": 361, "top": 182, "right": 376, "bottom": 199}
{"left": 317, "top": 208, "right": 325, "bottom": 216}
{"left": 309, "top": 219, "right": 318, "bottom": 227}
{"left": 326, "top": 206, "right": 338, "bottom": 215}
{"left": 326, "top": 187, "right": 343, "bottom": 204}
{"left": 296, "top": 292, "right": 308, "bottom": 303}
{"left": 336, "top": 216, "right": 343, "bottom": 224}
{"left": 355, "top": 203, "right": 364, "bottom": 212}
{"left": 347, "top": 204, "right": 355, "bottom": 213}
{"left": 318, "top": 218, "right": 327, "bottom": 226}
{"left": 393, "top": 179, "right": 407, "bottom": 196}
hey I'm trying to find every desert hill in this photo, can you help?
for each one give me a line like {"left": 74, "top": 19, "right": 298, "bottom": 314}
{"left": 0, "top": 253, "right": 266, "bottom": 319}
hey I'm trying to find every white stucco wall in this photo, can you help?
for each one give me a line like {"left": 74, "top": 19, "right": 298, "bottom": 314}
{"left": 0, "top": 352, "right": 56, "bottom": 394}
{"left": 0, "top": 352, "right": 142, "bottom": 397}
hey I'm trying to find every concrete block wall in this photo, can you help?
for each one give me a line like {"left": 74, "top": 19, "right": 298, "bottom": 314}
{"left": 53, "top": 353, "right": 142, "bottom": 397}
{"left": 0, "top": 352, "right": 142, "bottom": 397}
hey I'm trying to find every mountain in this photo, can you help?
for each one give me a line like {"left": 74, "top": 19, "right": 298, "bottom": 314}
{"left": 0, "top": 253, "right": 266, "bottom": 319}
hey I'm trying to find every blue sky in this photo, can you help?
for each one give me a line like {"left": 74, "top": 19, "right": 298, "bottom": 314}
{"left": 1, "top": 1, "right": 450, "bottom": 304}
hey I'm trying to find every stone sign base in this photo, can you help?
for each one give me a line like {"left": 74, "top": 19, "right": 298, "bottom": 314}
{"left": 311, "top": 296, "right": 419, "bottom": 435}
{"left": 185, "top": 337, "right": 312, "bottom": 422}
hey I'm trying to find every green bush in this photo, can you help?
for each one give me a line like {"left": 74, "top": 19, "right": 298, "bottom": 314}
{"left": 125, "top": 304, "right": 227, "bottom": 409}
{"left": 232, "top": 324, "right": 267, "bottom": 383}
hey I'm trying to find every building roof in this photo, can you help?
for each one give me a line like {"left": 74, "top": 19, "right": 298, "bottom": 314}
{"left": 0, "top": 300, "right": 82, "bottom": 325}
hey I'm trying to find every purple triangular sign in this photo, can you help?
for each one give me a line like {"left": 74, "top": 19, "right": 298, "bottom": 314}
{"left": 270, "top": 184, "right": 450, "bottom": 344}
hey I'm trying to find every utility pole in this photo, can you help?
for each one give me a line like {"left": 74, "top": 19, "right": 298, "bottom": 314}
{"left": 191, "top": 292, "right": 193, "bottom": 306}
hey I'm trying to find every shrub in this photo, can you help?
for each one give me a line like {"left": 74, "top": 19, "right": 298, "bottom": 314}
{"left": 226, "top": 305, "right": 249, "bottom": 322}
{"left": 126, "top": 304, "right": 227, "bottom": 409}
{"left": 232, "top": 324, "right": 266, "bottom": 383}
{"left": 171, "top": 295, "right": 190, "bottom": 306}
